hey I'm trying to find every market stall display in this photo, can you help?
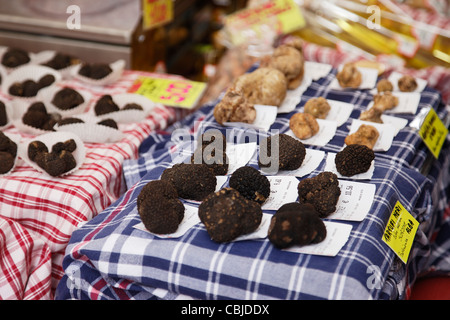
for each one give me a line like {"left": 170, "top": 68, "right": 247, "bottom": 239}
{"left": 55, "top": 40, "right": 449, "bottom": 299}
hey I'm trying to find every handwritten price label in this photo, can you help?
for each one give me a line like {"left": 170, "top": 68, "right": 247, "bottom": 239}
{"left": 419, "top": 108, "right": 448, "bottom": 159}
{"left": 142, "top": 0, "right": 173, "bottom": 30}
{"left": 382, "top": 201, "right": 418, "bottom": 264}
{"left": 129, "top": 76, "right": 206, "bottom": 109}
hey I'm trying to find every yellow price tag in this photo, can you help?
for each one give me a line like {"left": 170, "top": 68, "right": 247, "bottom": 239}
{"left": 142, "top": 0, "right": 173, "bottom": 30}
{"left": 129, "top": 76, "right": 206, "bottom": 109}
{"left": 382, "top": 201, "right": 419, "bottom": 264}
{"left": 419, "top": 108, "right": 448, "bottom": 159}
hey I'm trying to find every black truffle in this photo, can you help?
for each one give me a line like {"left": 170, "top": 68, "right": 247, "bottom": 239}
{"left": 94, "top": 95, "right": 120, "bottom": 116}
{"left": 0, "top": 101, "right": 7, "bottom": 126}
{"left": 1, "top": 48, "right": 30, "bottom": 68}
{"left": 0, "top": 151, "right": 14, "bottom": 174}
{"left": 297, "top": 172, "right": 341, "bottom": 218}
{"left": 258, "top": 133, "right": 306, "bottom": 173}
{"left": 137, "top": 180, "right": 185, "bottom": 234}
{"left": 28, "top": 139, "right": 78, "bottom": 176}
{"left": 22, "top": 102, "right": 58, "bottom": 131}
{"left": 8, "top": 74, "right": 55, "bottom": 98}
{"left": 268, "top": 202, "right": 327, "bottom": 249}
{"left": 58, "top": 117, "right": 85, "bottom": 126}
{"left": 198, "top": 188, "right": 263, "bottom": 243}
{"left": 161, "top": 163, "right": 217, "bottom": 201}
{"left": 0, "top": 131, "right": 17, "bottom": 174}
{"left": 79, "top": 63, "right": 112, "bottom": 80}
{"left": 38, "top": 74, "right": 56, "bottom": 88}
{"left": 122, "top": 103, "right": 143, "bottom": 111}
{"left": 190, "top": 131, "right": 228, "bottom": 175}
{"left": 0, "top": 131, "right": 17, "bottom": 157}
{"left": 51, "top": 87, "right": 84, "bottom": 110}
{"left": 229, "top": 166, "right": 270, "bottom": 204}
{"left": 28, "top": 140, "right": 48, "bottom": 161}
{"left": 42, "top": 53, "right": 79, "bottom": 70}
{"left": 335, "top": 144, "right": 375, "bottom": 177}
{"left": 97, "top": 119, "right": 118, "bottom": 129}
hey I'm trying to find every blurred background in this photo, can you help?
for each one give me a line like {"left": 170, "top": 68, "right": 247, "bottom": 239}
{"left": 0, "top": 0, "right": 447, "bottom": 102}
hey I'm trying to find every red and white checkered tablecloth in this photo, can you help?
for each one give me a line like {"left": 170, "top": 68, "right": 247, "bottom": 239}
{"left": 0, "top": 70, "right": 188, "bottom": 299}
{"left": 0, "top": 215, "right": 52, "bottom": 300}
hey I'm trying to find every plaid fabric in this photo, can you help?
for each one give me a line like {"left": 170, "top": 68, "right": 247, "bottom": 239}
{"left": 0, "top": 215, "right": 52, "bottom": 300}
{"left": 0, "top": 70, "right": 187, "bottom": 298}
{"left": 56, "top": 63, "right": 449, "bottom": 300}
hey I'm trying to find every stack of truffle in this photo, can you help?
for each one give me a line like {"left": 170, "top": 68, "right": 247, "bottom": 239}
{"left": 213, "top": 38, "right": 305, "bottom": 125}
{"left": 27, "top": 139, "right": 78, "bottom": 176}
{"left": 136, "top": 130, "right": 342, "bottom": 250}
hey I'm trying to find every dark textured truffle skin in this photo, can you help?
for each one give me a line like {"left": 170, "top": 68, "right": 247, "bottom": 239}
{"left": 137, "top": 180, "right": 185, "bottom": 234}
{"left": 0, "top": 151, "right": 14, "bottom": 174}
{"left": 51, "top": 87, "right": 84, "bottom": 110}
{"left": 79, "top": 63, "right": 112, "bottom": 79}
{"left": 28, "top": 139, "right": 78, "bottom": 176}
{"left": 229, "top": 166, "right": 270, "bottom": 204}
{"left": 0, "top": 101, "right": 7, "bottom": 126}
{"left": 97, "top": 118, "right": 118, "bottom": 129}
{"left": 161, "top": 163, "right": 217, "bottom": 201}
{"left": 268, "top": 202, "right": 327, "bottom": 249}
{"left": 335, "top": 144, "right": 375, "bottom": 177}
{"left": 94, "top": 95, "right": 120, "bottom": 116}
{"left": 259, "top": 133, "right": 306, "bottom": 173}
{"left": 1, "top": 48, "right": 30, "bottom": 68}
{"left": 198, "top": 188, "right": 262, "bottom": 243}
{"left": 297, "top": 172, "right": 341, "bottom": 218}
{"left": 190, "top": 131, "right": 228, "bottom": 175}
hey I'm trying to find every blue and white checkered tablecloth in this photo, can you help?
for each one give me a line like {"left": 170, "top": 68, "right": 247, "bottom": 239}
{"left": 55, "top": 67, "right": 449, "bottom": 300}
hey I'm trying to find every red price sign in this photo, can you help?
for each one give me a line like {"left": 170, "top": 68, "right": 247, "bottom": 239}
{"left": 129, "top": 76, "right": 207, "bottom": 109}
{"left": 159, "top": 82, "right": 193, "bottom": 104}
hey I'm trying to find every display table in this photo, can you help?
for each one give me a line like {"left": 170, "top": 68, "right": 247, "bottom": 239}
{"left": 55, "top": 63, "right": 450, "bottom": 300}
{"left": 0, "top": 69, "right": 187, "bottom": 299}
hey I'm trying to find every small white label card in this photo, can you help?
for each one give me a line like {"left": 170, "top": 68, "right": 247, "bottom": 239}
{"left": 380, "top": 114, "right": 408, "bottom": 136}
{"left": 261, "top": 176, "right": 299, "bottom": 211}
{"left": 224, "top": 104, "right": 277, "bottom": 131}
{"left": 283, "top": 221, "right": 352, "bottom": 257}
{"left": 328, "top": 180, "right": 376, "bottom": 221}
{"left": 323, "top": 99, "right": 354, "bottom": 127}
{"left": 134, "top": 204, "right": 201, "bottom": 239}
{"left": 277, "top": 148, "right": 325, "bottom": 177}
{"left": 367, "top": 91, "right": 420, "bottom": 114}
{"left": 287, "top": 118, "right": 337, "bottom": 147}
{"left": 324, "top": 152, "right": 375, "bottom": 180}
{"left": 278, "top": 76, "right": 313, "bottom": 114}
{"left": 304, "top": 61, "right": 332, "bottom": 81}
{"left": 226, "top": 142, "right": 257, "bottom": 174}
{"left": 329, "top": 66, "right": 378, "bottom": 90}
{"left": 347, "top": 119, "right": 396, "bottom": 152}
{"left": 388, "top": 71, "right": 427, "bottom": 92}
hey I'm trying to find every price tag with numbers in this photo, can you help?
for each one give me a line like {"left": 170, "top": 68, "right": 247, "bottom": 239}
{"left": 419, "top": 108, "right": 448, "bottom": 159}
{"left": 129, "top": 76, "right": 207, "bottom": 109}
{"left": 382, "top": 201, "right": 419, "bottom": 264}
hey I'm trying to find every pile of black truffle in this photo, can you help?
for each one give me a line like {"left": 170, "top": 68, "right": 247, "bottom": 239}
{"left": 28, "top": 139, "right": 77, "bottom": 177}
{"left": 0, "top": 131, "right": 17, "bottom": 174}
